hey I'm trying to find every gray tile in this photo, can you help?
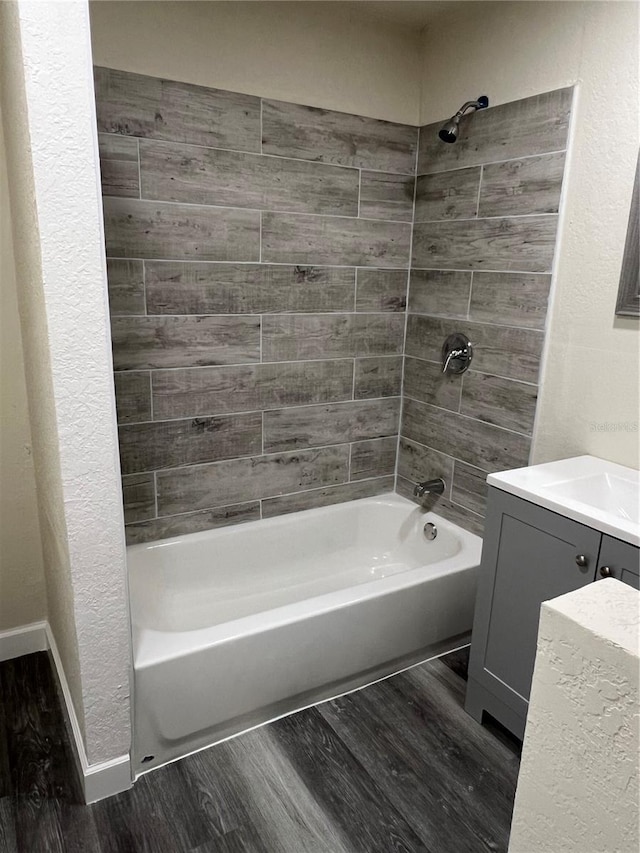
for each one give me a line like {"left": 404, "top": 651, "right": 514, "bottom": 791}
{"left": 479, "top": 152, "right": 566, "bottom": 218}
{"left": 98, "top": 134, "right": 139, "bottom": 198}
{"left": 106, "top": 259, "right": 145, "bottom": 316}
{"left": 262, "top": 314, "right": 405, "bottom": 362}
{"left": 139, "top": 140, "right": 359, "bottom": 215}
{"left": 359, "top": 172, "right": 415, "bottom": 221}
{"left": 156, "top": 445, "right": 350, "bottom": 515}
{"left": 111, "top": 315, "right": 261, "bottom": 370}
{"left": 469, "top": 271, "right": 551, "bottom": 330}
{"left": 461, "top": 372, "right": 538, "bottom": 434}
{"left": 408, "top": 270, "right": 472, "bottom": 318}
{"left": 401, "top": 397, "right": 531, "bottom": 473}
{"left": 114, "top": 371, "right": 151, "bottom": 424}
{"left": 145, "top": 262, "right": 355, "bottom": 314}
{"left": 414, "top": 168, "right": 481, "bottom": 221}
{"left": 350, "top": 437, "right": 398, "bottom": 481}
{"left": 152, "top": 360, "right": 354, "bottom": 420}
{"left": 262, "top": 213, "right": 411, "bottom": 268}
{"left": 412, "top": 215, "right": 558, "bottom": 273}
{"left": 103, "top": 197, "right": 260, "bottom": 261}
{"left": 118, "top": 412, "right": 262, "bottom": 474}
{"left": 405, "top": 314, "right": 543, "bottom": 383}
{"left": 417, "top": 87, "right": 572, "bottom": 174}
{"left": 451, "top": 461, "right": 489, "bottom": 517}
{"left": 354, "top": 356, "right": 403, "bottom": 399}
{"left": 397, "top": 476, "right": 485, "bottom": 537}
{"left": 261, "top": 477, "right": 395, "bottom": 518}
{"left": 397, "top": 438, "right": 454, "bottom": 496}
{"left": 356, "top": 269, "right": 407, "bottom": 312}
{"left": 122, "top": 473, "right": 155, "bottom": 523}
{"left": 262, "top": 99, "right": 417, "bottom": 174}
{"left": 403, "top": 356, "right": 460, "bottom": 411}
{"left": 264, "top": 398, "right": 400, "bottom": 453}
{"left": 94, "top": 67, "right": 261, "bottom": 152}
{"left": 125, "top": 502, "right": 260, "bottom": 545}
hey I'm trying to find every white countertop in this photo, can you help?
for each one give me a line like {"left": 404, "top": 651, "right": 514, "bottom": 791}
{"left": 487, "top": 455, "right": 640, "bottom": 547}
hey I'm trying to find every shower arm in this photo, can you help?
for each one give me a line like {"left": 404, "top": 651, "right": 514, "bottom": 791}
{"left": 453, "top": 100, "right": 486, "bottom": 119}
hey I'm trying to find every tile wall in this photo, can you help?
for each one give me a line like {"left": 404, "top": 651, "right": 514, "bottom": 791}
{"left": 95, "top": 68, "right": 417, "bottom": 544}
{"left": 398, "top": 88, "right": 573, "bottom": 534}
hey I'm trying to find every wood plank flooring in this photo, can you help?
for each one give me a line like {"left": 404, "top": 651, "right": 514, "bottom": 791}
{"left": 0, "top": 648, "right": 520, "bottom": 853}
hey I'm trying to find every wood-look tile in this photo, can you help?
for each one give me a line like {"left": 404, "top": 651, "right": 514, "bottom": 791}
{"left": 417, "top": 87, "right": 572, "bottom": 174}
{"left": 359, "top": 171, "right": 415, "bottom": 221}
{"left": 103, "top": 197, "right": 260, "bottom": 262}
{"left": 397, "top": 438, "right": 454, "bottom": 496}
{"left": 414, "top": 167, "right": 481, "bottom": 221}
{"left": 479, "top": 152, "right": 566, "bottom": 217}
{"left": 98, "top": 134, "right": 139, "bottom": 198}
{"left": 356, "top": 269, "right": 407, "bottom": 312}
{"left": 125, "top": 502, "right": 260, "bottom": 545}
{"left": 152, "top": 360, "right": 354, "bottom": 420}
{"left": 412, "top": 215, "right": 558, "bottom": 272}
{"left": 94, "top": 67, "right": 261, "bottom": 152}
{"left": 405, "top": 314, "right": 544, "bottom": 383}
{"left": 402, "top": 397, "right": 531, "bottom": 473}
{"left": 261, "top": 476, "right": 394, "bottom": 518}
{"left": 469, "top": 271, "right": 551, "bottom": 330}
{"left": 156, "top": 445, "right": 349, "bottom": 515}
{"left": 122, "top": 473, "right": 155, "bottom": 524}
{"left": 461, "top": 372, "right": 538, "bottom": 434}
{"left": 408, "top": 269, "right": 472, "bottom": 318}
{"left": 262, "top": 314, "right": 405, "bottom": 362}
{"left": 145, "top": 262, "right": 355, "bottom": 315}
{"left": 403, "top": 356, "right": 461, "bottom": 411}
{"left": 111, "top": 316, "right": 261, "bottom": 370}
{"left": 354, "top": 356, "right": 403, "bottom": 399}
{"left": 452, "top": 461, "right": 489, "bottom": 517}
{"left": 396, "top": 476, "right": 485, "bottom": 537}
{"left": 118, "top": 412, "right": 262, "bottom": 475}
{"left": 262, "top": 213, "right": 411, "bottom": 268}
{"left": 262, "top": 99, "right": 418, "bottom": 174}
{"left": 350, "top": 437, "right": 397, "bottom": 481}
{"left": 139, "top": 140, "right": 359, "bottom": 216}
{"left": 106, "top": 259, "right": 145, "bottom": 316}
{"left": 114, "top": 371, "right": 151, "bottom": 424}
{"left": 263, "top": 398, "right": 400, "bottom": 453}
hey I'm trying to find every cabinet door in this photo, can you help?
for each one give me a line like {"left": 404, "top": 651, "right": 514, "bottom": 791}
{"left": 597, "top": 535, "right": 640, "bottom": 590}
{"left": 479, "top": 490, "right": 601, "bottom": 701}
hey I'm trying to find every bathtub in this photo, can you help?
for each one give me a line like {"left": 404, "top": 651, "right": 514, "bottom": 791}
{"left": 128, "top": 492, "right": 482, "bottom": 773}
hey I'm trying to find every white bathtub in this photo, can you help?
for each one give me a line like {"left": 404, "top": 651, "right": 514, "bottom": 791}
{"left": 128, "top": 492, "right": 482, "bottom": 773}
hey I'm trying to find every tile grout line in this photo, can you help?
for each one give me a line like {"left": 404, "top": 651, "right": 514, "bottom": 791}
{"left": 415, "top": 146, "right": 568, "bottom": 178}
{"left": 475, "top": 165, "right": 483, "bottom": 218}
{"left": 403, "top": 393, "right": 535, "bottom": 439}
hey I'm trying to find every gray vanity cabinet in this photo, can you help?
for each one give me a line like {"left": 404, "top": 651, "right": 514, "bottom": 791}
{"left": 597, "top": 534, "right": 640, "bottom": 589}
{"left": 465, "top": 487, "right": 601, "bottom": 739}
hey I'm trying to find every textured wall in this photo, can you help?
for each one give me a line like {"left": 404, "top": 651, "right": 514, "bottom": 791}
{"left": 96, "top": 67, "right": 416, "bottom": 545}
{"left": 419, "top": 0, "right": 640, "bottom": 471}
{"left": 89, "top": 1, "right": 422, "bottom": 125}
{"left": 397, "top": 89, "right": 572, "bottom": 535}
{"left": 0, "top": 2, "right": 131, "bottom": 766}
{"left": 0, "top": 105, "right": 46, "bottom": 631}
{"left": 509, "top": 579, "right": 639, "bottom": 852}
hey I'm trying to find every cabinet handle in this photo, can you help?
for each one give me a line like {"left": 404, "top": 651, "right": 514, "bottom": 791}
{"left": 599, "top": 565, "right": 613, "bottom": 578}
{"left": 575, "top": 554, "right": 589, "bottom": 567}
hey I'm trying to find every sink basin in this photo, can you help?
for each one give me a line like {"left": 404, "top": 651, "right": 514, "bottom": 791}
{"left": 487, "top": 456, "right": 640, "bottom": 546}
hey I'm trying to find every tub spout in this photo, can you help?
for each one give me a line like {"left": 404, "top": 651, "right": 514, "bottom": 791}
{"left": 414, "top": 478, "right": 446, "bottom": 498}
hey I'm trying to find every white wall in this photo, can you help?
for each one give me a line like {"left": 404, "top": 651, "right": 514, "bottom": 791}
{"left": 0, "top": 0, "right": 131, "bottom": 768}
{"left": 420, "top": 1, "right": 640, "bottom": 470}
{"left": 509, "top": 579, "right": 639, "bottom": 852}
{"left": 0, "top": 104, "right": 47, "bottom": 632}
{"left": 89, "top": 0, "right": 422, "bottom": 124}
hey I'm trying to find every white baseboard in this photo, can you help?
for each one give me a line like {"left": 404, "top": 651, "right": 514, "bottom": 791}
{"left": 0, "top": 620, "right": 132, "bottom": 803}
{"left": 0, "top": 621, "right": 48, "bottom": 662}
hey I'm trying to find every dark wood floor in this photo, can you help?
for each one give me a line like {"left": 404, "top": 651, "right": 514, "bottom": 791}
{"left": 0, "top": 648, "right": 520, "bottom": 853}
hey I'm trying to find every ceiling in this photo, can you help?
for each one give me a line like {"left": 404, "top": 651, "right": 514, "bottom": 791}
{"left": 346, "top": 1, "right": 455, "bottom": 29}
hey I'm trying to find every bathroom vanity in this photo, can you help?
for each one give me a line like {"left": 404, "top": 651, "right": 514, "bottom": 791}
{"left": 465, "top": 456, "right": 640, "bottom": 739}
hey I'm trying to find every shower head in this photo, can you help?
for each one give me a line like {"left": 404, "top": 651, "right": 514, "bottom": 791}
{"left": 438, "top": 95, "right": 489, "bottom": 143}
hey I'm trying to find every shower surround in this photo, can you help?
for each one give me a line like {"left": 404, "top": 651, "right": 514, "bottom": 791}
{"left": 95, "top": 68, "right": 571, "bottom": 543}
